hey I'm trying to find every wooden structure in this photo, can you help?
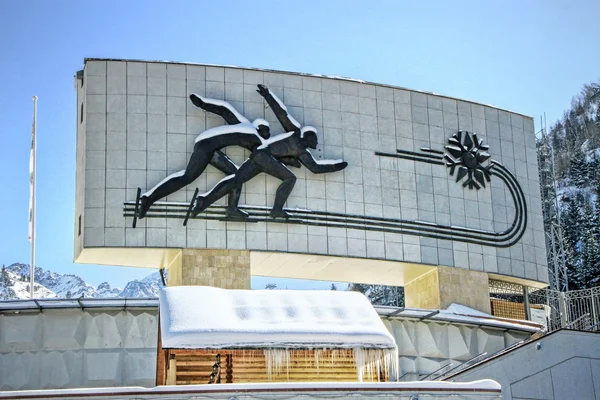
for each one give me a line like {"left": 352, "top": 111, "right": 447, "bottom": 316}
{"left": 156, "top": 286, "right": 398, "bottom": 385}
{"left": 156, "top": 347, "right": 387, "bottom": 385}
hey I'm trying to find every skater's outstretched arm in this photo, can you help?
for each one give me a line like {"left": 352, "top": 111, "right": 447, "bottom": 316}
{"left": 298, "top": 151, "right": 348, "bottom": 174}
{"left": 190, "top": 94, "right": 249, "bottom": 125}
{"left": 256, "top": 84, "right": 301, "bottom": 133}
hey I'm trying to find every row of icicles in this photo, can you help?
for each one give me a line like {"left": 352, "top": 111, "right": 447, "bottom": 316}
{"left": 263, "top": 347, "right": 399, "bottom": 382}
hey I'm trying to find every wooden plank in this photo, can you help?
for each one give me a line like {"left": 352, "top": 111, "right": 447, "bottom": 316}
{"left": 225, "top": 353, "right": 233, "bottom": 383}
{"left": 166, "top": 356, "right": 177, "bottom": 386}
{"left": 177, "top": 371, "right": 217, "bottom": 376}
{"left": 177, "top": 362, "right": 219, "bottom": 367}
{"left": 165, "top": 348, "right": 388, "bottom": 384}
{"left": 155, "top": 318, "right": 166, "bottom": 386}
{"left": 232, "top": 369, "right": 360, "bottom": 374}
{"left": 170, "top": 350, "right": 225, "bottom": 356}
{"left": 233, "top": 377, "right": 361, "bottom": 383}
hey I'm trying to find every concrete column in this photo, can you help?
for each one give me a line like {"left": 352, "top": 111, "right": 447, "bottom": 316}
{"left": 404, "top": 266, "right": 491, "bottom": 314}
{"left": 167, "top": 249, "right": 251, "bottom": 289}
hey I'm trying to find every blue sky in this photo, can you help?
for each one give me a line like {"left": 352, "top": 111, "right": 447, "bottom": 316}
{"left": 0, "top": 0, "right": 598, "bottom": 289}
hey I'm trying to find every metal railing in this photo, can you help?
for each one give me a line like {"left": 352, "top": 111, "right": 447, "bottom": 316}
{"left": 489, "top": 280, "right": 600, "bottom": 332}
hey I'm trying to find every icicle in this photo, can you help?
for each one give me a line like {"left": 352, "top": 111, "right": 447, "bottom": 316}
{"left": 264, "top": 348, "right": 291, "bottom": 381}
{"left": 314, "top": 348, "right": 321, "bottom": 374}
{"left": 352, "top": 347, "right": 399, "bottom": 382}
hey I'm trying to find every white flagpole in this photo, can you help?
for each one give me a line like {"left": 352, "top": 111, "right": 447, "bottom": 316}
{"left": 29, "top": 96, "right": 38, "bottom": 299}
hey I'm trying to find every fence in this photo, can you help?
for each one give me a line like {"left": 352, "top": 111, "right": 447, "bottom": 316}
{"left": 489, "top": 280, "right": 600, "bottom": 332}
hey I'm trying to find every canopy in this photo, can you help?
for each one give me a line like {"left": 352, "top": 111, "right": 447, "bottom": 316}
{"left": 159, "top": 286, "right": 397, "bottom": 349}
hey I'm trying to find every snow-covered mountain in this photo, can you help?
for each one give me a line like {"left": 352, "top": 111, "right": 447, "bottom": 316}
{"left": 120, "top": 271, "right": 164, "bottom": 298}
{"left": 0, "top": 263, "right": 163, "bottom": 300}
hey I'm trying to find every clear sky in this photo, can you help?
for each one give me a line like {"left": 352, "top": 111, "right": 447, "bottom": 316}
{"left": 0, "top": 0, "right": 598, "bottom": 289}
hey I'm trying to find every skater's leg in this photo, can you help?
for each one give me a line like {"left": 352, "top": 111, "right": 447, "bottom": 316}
{"left": 139, "top": 146, "right": 213, "bottom": 218}
{"left": 253, "top": 153, "right": 296, "bottom": 218}
{"left": 208, "top": 150, "right": 247, "bottom": 216}
{"left": 226, "top": 165, "right": 262, "bottom": 219}
{"left": 192, "top": 160, "right": 260, "bottom": 217}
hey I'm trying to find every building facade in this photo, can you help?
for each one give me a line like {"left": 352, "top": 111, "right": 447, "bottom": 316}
{"left": 74, "top": 59, "right": 548, "bottom": 310}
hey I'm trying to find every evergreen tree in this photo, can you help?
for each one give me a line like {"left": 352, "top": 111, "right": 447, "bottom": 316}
{"left": 594, "top": 180, "right": 600, "bottom": 236}
{"left": 347, "top": 283, "right": 405, "bottom": 307}
{"left": 581, "top": 233, "right": 600, "bottom": 287}
{"left": 537, "top": 135, "right": 557, "bottom": 225}
{"left": 347, "top": 283, "right": 371, "bottom": 295}
{"left": 0, "top": 265, "right": 12, "bottom": 287}
{"left": 562, "top": 196, "right": 583, "bottom": 289}
{"left": 569, "top": 148, "right": 588, "bottom": 188}
{"left": 368, "top": 286, "right": 405, "bottom": 307}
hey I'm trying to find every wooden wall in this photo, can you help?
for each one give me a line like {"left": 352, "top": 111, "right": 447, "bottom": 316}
{"left": 157, "top": 348, "right": 387, "bottom": 385}
{"left": 490, "top": 298, "right": 546, "bottom": 321}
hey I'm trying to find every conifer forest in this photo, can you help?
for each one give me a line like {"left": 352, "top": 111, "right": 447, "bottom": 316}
{"left": 538, "top": 82, "right": 600, "bottom": 290}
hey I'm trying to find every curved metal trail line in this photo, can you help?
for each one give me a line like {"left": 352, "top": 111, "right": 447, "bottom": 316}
{"left": 123, "top": 164, "right": 526, "bottom": 248}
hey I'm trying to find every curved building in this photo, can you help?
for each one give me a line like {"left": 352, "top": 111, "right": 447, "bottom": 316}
{"left": 74, "top": 59, "right": 547, "bottom": 311}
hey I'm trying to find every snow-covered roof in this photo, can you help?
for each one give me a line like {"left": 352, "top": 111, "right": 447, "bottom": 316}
{"left": 376, "top": 303, "right": 543, "bottom": 333}
{"left": 159, "top": 286, "right": 397, "bottom": 349}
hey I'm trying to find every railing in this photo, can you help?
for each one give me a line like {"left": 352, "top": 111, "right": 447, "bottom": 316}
{"left": 433, "top": 352, "right": 488, "bottom": 381}
{"left": 563, "top": 313, "right": 591, "bottom": 331}
{"left": 489, "top": 280, "right": 600, "bottom": 332}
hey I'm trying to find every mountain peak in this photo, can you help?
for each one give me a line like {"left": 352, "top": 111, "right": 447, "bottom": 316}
{"left": 0, "top": 263, "right": 162, "bottom": 300}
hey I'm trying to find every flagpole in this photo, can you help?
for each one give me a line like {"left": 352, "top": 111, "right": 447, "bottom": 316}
{"left": 30, "top": 96, "right": 37, "bottom": 299}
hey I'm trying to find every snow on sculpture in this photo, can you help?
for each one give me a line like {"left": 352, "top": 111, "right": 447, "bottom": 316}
{"left": 136, "top": 94, "right": 272, "bottom": 220}
{"left": 190, "top": 85, "right": 347, "bottom": 220}
{"left": 134, "top": 85, "right": 347, "bottom": 224}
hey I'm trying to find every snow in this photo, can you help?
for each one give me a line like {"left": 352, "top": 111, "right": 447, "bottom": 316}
{"left": 194, "top": 123, "right": 259, "bottom": 143}
{"left": 266, "top": 88, "right": 301, "bottom": 129}
{"left": 556, "top": 182, "right": 597, "bottom": 212}
{"left": 586, "top": 147, "right": 600, "bottom": 163}
{"left": 257, "top": 131, "right": 295, "bottom": 150}
{"left": 0, "top": 267, "right": 56, "bottom": 300}
{"left": 252, "top": 118, "right": 269, "bottom": 128}
{"left": 159, "top": 286, "right": 397, "bottom": 349}
{"left": 0, "top": 379, "right": 501, "bottom": 397}
{"left": 312, "top": 155, "right": 344, "bottom": 165}
{"left": 300, "top": 125, "right": 316, "bottom": 138}
{"left": 142, "top": 170, "right": 185, "bottom": 198}
{"left": 376, "top": 303, "right": 543, "bottom": 333}
{"left": 0, "top": 263, "right": 160, "bottom": 300}
{"left": 444, "top": 303, "right": 491, "bottom": 317}
{"left": 199, "top": 174, "right": 235, "bottom": 197}
{"left": 191, "top": 94, "right": 249, "bottom": 124}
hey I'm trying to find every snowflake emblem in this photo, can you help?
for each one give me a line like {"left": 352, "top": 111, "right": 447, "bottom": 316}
{"left": 444, "top": 131, "right": 492, "bottom": 189}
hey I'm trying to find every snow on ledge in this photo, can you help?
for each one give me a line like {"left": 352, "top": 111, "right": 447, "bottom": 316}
{"left": 376, "top": 303, "right": 543, "bottom": 333}
{"left": 0, "top": 380, "right": 501, "bottom": 398}
{"left": 159, "top": 286, "right": 397, "bottom": 349}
